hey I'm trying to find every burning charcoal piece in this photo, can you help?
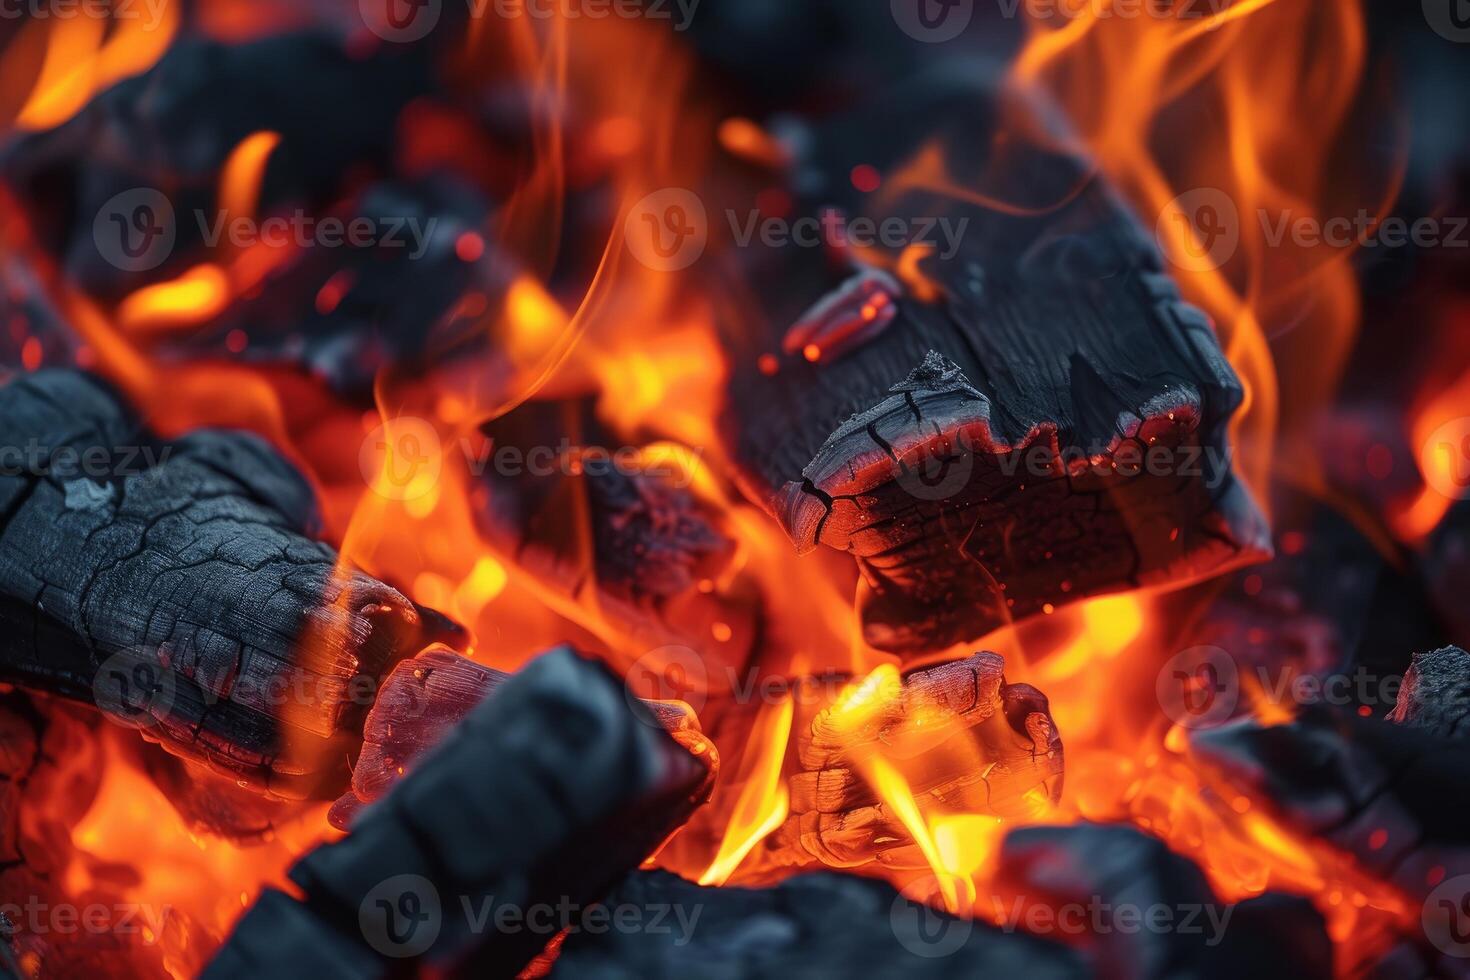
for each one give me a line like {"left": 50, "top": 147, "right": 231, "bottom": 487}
{"left": 0, "top": 370, "right": 463, "bottom": 799}
{"left": 207, "top": 647, "right": 715, "bottom": 979}
{"left": 1388, "top": 646, "right": 1470, "bottom": 741}
{"left": 551, "top": 868, "right": 1091, "bottom": 979}
{"left": 722, "top": 73, "right": 1270, "bottom": 654}
{"left": 0, "top": 695, "right": 174, "bottom": 979}
{"left": 473, "top": 400, "right": 754, "bottom": 671}
{"left": 1187, "top": 707, "right": 1470, "bottom": 976}
{"left": 0, "top": 31, "right": 435, "bottom": 300}
{"left": 772, "top": 652, "right": 1063, "bottom": 870}
{"left": 328, "top": 645, "right": 716, "bottom": 829}
{"left": 168, "top": 178, "right": 495, "bottom": 397}
{"left": 988, "top": 824, "right": 1333, "bottom": 978}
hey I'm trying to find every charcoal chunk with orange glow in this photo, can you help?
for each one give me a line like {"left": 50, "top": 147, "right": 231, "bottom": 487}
{"left": 775, "top": 652, "right": 1063, "bottom": 870}
{"left": 722, "top": 75, "right": 1271, "bottom": 654}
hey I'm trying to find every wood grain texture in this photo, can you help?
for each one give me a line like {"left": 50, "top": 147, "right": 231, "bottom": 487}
{"left": 0, "top": 370, "right": 461, "bottom": 798}
{"left": 721, "top": 70, "right": 1270, "bottom": 653}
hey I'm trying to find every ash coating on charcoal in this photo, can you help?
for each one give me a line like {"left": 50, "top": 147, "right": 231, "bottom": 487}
{"left": 0, "top": 370, "right": 462, "bottom": 798}
{"left": 718, "top": 67, "right": 1270, "bottom": 654}
{"left": 206, "top": 648, "right": 713, "bottom": 979}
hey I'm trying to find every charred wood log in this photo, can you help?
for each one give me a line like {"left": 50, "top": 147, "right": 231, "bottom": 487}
{"left": 554, "top": 869, "right": 1090, "bottom": 980}
{"left": 551, "top": 826, "right": 1329, "bottom": 980}
{"left": 1187, "top": 705, "right": 1470, "bottom": 977}
{"left": 207, "top": 647, "right": 715, "bottom": 979}
{"left": 0, "top": 370, "right": 462, "bottom": 798}
{"left": 1388, "top": 646, "right": 1470, "bottom": 741}
{"left": 718, "top": 71, "right": 1270, "bottom": 654}
{"left": 328, "top": 645, "right": 714, "bottom": 829}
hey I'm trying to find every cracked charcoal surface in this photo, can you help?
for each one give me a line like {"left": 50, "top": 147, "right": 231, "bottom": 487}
{"left": 0, "top": 370, "right": 459, "bottom": 799}
{"left": 721, "top": 71, "right": 1269, "bottom": 653}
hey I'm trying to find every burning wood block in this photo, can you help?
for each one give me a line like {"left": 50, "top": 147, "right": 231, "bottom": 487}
{"left": 1388, "top": 646, "right": 1470, "bottom": 739}
{"left": 721, "top": 74, "right": 1270, "bottom": 653}
{"left": 986, "top": 824, "right": 1332, "bottom": 978}
{"left": 0, "top": 370, "right": 463, "bottom": 799}
{"left": 552, "top": 869, "right": 1090, "bottom": 978}
{"left": 1187, "top": 705, "right": 1470, "bottom": 976}
{"left": 549, "top": 828, "right": 1330, "bottom": 979}
{"left": 208, "top": 647, "right": 715, "bottom": 978}
{"left": 329, "top": 645, "right": 714, "bottom": 829}
{"left": 774, "top": 652, "right": 1063, "bottom": 870}
{"left": 472, "top": 400, "right": 755, "bottom": 675}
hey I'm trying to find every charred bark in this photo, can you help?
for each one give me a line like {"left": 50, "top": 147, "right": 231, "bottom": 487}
{"left": 473, "top": 399, "right": 757, "bottom": 673}
{"left": 1388, "top": 646, "right": 1470, "bottom": 741}
{"left": 719, "top": 71, "right": 1270, "bottom": 654}
{"left": 1187, "top": 706, "right": 1470, "bottom": 976}
{"left": 329, "top": 645, "right": 714, "bottom": 829}
{"left": 0, "top": 370, "right": 462, "bottom": 798}
{"left": 207, "top": 647, "right": 714, "bottom": 979}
